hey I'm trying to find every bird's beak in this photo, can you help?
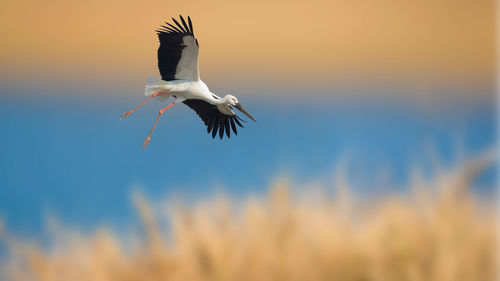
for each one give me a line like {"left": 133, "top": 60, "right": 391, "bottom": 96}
{"left": 234, "top": 103, "right": 257, "bottom": 122}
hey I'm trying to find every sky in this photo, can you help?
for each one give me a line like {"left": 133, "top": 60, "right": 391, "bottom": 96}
{"left": 0, "top": 0, "right": 496, "bottom": 235}
{"left": 0, "top": 0, "right": 495, "bottom": 103}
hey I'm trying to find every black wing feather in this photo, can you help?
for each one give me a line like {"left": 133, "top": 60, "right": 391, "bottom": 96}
{"left": 218, "top": 121, "right": 224, "bottom": 139}
{"left": 172, "top": 17, "right": 187, "bottom": 33}
{"left": 207, "top": 118, "right": 216, "bottom": 133}
{"left": 183, "top": 99, "right": 245, "bottom": 140}
{"left": 188, "top": 16, "right": 194, "bottom": 35}
{"left": 180, "top": 16, "right": 191, "bottom": 35}
{"left": 224, "top": 117, "right": 230, "bottom": 138}
{"left": 212, "top": 121, "right": 219, "bottom": 138}
{"left": 165, "top": 22, "right": 182, "bottom": 32}
{"left": 233, "top": 116, "right": 244, "bottom": 128}
{"left": 160, "top": 25, "right": 177, "bottom": 32}
{"left": 229, "top": 117, "right": 238, "bottom": 135}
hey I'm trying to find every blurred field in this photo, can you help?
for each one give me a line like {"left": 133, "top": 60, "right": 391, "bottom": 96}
{"left": 0, "top": 150, "right": 497, "bottom": 281}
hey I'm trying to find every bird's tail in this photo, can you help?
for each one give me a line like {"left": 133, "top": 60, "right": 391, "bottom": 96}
{"left": 144, "top": 77, "right": 169, "bottom": 96}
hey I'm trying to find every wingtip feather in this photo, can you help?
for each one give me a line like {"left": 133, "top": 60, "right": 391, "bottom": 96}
{"left": 230, "top": 117, "right": 238, "bottom": 135}
{"left": 180, "top": 16, "right": 190, "bottom": 35}
{"left": 165, "top": 22, "right": 181, "bottom": 33}
{"left": 172, "top": 17, "right": 187, "bottom": 33}
{"left": 212, "top": 124, "right": 218, "bottom": 138}
{"left": 188, "top": 16, "right": 194, "bottom": 35}
{"left": 218, "top": 122, "right": 224, "bottom": 139}
{"left": 224, "top": 117, "right": 231, "bottom": 138}
{"left": 234, "top": 117, "right": 244, "bottom": 128}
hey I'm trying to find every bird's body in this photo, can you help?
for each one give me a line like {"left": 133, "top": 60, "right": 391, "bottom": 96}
{"left": 145, "top": 78, "right": 211, "bottom": 103}
{"left": 122, "top": 15, "right": 256, "bottom": 148}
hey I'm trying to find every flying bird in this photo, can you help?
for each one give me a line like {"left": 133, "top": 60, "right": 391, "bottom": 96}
{"left": 121, "top": 15, "right": 256, "bottom": 149}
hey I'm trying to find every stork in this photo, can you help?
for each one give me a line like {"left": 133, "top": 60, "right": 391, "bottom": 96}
{"left": 121, "top": 15, "right": 256, "bottom": 149}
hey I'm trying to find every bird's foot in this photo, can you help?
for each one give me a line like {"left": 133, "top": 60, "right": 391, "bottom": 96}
{"left": 121, "top": 110, "right": 133, "bottom": 119}
{"left": 142, "top": 137, "right": 151, "bottom": 150}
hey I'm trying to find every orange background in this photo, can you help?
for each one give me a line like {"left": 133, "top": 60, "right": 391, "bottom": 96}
{"left": 0, "top": 0, "right": 495, "bottom": 100}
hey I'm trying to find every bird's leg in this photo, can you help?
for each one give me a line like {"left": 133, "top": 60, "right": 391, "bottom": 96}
{"left": 142, "top": 102, "right": 175, "bottom": 150}
{"left": 121, "top": 91, "right": 169, "bottom": 119}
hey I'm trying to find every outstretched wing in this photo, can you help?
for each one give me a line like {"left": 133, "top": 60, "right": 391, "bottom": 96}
{"left": 156, "top": 15, "right": 199, "bottom": 81}
{"left": 183, "top": 99, "right": 245, "bottom": 139}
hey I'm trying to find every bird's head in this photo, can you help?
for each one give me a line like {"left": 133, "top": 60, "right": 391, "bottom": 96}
{"left": 224, "top": 95, "right": 239, "bottom": 106}
{"left": 223, "top": 95, "right": 257, "bottom": 122}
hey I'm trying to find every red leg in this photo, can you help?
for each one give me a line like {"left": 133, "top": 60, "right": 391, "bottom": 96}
{"left": 142, "top": 102, "right": 175, "bottom": 150}
{"left": 121, "top": 91, "right": 169, "bottom": 119}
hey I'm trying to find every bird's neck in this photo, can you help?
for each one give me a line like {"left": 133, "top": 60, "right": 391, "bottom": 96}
{"left": 210, "top": 93, "right": 228, "bottom": 105}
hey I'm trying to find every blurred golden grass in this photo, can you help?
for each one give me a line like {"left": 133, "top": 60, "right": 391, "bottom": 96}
{"left": 1, "top": 150, "right": 497, "bottom": 281}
